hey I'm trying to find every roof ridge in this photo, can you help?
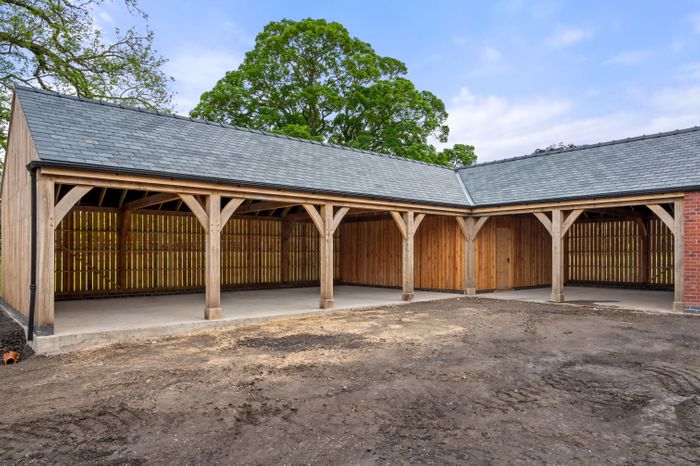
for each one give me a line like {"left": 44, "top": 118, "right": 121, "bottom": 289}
{"left": 13, "top": 85, "right": 454, "bottom": 171}
{"left": 457, "top": 124, "right": 700, "bottom": 171}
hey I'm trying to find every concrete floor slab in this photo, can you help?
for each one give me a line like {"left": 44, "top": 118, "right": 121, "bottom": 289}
{"left": 35, "top": 286, "right": 460, "bottom": 353}
{"left": 479, "top": 286, "right": 674, "bottom": 313}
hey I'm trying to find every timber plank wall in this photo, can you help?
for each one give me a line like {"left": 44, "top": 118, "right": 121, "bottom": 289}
{"left": 339, "top": 215, "right": 552, "bottom": 292}
{"left": 1, "top": 101, "right": 37, "bottom": 315}
{"left": 54, "top": 206, "right": 340, "bottom": 299}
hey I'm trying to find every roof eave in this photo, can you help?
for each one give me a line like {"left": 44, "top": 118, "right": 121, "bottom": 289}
{"left": 27, "top": 159, "right": 471, "bottom": 210}
{"left": 471, "top": 187, "right": 692, "bottom": 210}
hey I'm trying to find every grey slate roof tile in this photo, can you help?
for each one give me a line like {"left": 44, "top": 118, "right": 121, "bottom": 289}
{"left": 16, "top": 87, "right": 468, "bottom": 207}
{"left": 13, "top": 86, "right": 700, "bottom": 208}
{"left": 457, "top": 129, "right": 700, "bottom": 206}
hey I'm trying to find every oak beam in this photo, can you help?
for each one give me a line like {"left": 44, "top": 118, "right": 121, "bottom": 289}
{"left": 178, "top": 193, "right": 209, "bottom": 232}
{"left": 648, "top": 204, "right": 675, "bottom": 232}
{"left": 390, "top": 211, "right": 407, "bottom": 238}
{"left": 97, "top": 187, "right": 107, "bottom": 207}
{"left": 237, "top": 200, "right": 299, "bottom": 215}
{"left": 561, "top": 209, "right": 584, "bottom": 236}
{"left": 533, "top": 212, "right": 552, "bottom": 235}
{"left": 124, "top": 192, "right": 179, "bottom": 211}
{"left": 302, "top": 204, "right": 325, "bottom": 235}
{"left": 54, "top": 185, "right": 92, "bottom": 226}
{"left": 332, "top": 207, "right": 350, "bottom": 232}
{"left": 221, "top": 197, "right": 245, "bottom": 227}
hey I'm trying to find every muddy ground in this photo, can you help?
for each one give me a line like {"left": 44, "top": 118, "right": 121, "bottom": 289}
{"left": 1, "top": 297, "right": 700, "bottom": 464}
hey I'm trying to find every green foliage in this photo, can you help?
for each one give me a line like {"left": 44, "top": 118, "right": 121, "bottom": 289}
{"left": 0, "top": 0, "right": 173, "bottom": 149}
{"left": 192, "top": 18, "right": 475, "bottom": 167}
{"left": 432, "top": 143, "right": 477, "bottom": 168}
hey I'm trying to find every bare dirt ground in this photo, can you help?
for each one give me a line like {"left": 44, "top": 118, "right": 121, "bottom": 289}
{"left": 2, "top": 297, "right": 700, "bottom": 464}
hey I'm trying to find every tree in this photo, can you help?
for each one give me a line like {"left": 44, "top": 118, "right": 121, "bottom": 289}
{"left": 0, "top": 0, "right": 173, "bottom": 149}
{"left": 191, "top": 18, "right": 475, "bottom": 167}
{"left": 433, "top": 143, "right": 477, "bottom": 168}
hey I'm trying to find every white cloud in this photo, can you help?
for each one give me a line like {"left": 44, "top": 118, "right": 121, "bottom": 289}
{"left": 687, "top": 12, "right": 700, "bottom": 33}
{"left": 97, "top": 11, "right": 114, "bottom": 24}
{"left": 605, "top": 49, "right": 652, "bottom": 65}
{"left": 482, "top": 46, "right": 502, "bottom": 62}
{"left": 546, "top": 26, "right": 592, "bottom": 49}
{"left": 164, "top": 47, "right": 243, "bottom": 114}
{"left": 443, "top": 83, "right": 700, "bottom": 162}
{"left": 677, "top": 62, "right": 700, "bottom": 81}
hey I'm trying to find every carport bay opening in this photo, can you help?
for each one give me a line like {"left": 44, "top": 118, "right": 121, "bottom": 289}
{"left": 1, "top": 86, "right": 697, "bottom": 345}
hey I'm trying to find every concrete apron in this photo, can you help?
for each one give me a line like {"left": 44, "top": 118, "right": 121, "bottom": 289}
{"left": 478, "top": 285, "right": 679, "bottom": 315}
{"left": 29, "top": 286, "right": 462, "bottom": 354}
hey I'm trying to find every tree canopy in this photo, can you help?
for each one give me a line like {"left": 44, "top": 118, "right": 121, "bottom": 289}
{"left": 191, "top": 18, "right": 476, "bottom": 167}
{"left": 0, "top": 0, "right": 172, "bottom": 149}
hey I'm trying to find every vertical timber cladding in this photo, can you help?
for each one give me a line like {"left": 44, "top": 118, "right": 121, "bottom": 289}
{"left": 474, "top": 215, "right": 551, "bottom": 291}
{"left": 54, "top": 206, "right": 340, "bottom": 297}
{"left": 338, "top": 214, "right": 551, "bottom": 292}
{"left": 566, "top": 218, "right": 674, "bottom": 287}
{"left": 1, "top": 99, "right": 38, "bottom": 317}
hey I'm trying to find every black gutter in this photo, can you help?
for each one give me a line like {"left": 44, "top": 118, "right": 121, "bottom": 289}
{"left": 27, "top": 166, "right": 37, "bottom": 341}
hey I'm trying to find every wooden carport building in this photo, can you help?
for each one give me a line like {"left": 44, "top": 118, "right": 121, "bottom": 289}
{"left": 2, "top": 87, "right": 700, "bottom": 346}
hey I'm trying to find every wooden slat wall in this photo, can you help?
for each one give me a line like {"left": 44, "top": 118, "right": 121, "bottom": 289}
{"left": 1, "top": 100, "right": 39, "bottom": 316}
{"left": 339, "top": 214, "right": 551, "bottom": 291}
{"left": 339, "top": 218, "right": 403, "bottom": 287}
{"left": 474, "top": 216, "right": 551, "bottom": 291}
{"left": 649, "top": 218, "right": 674, "bottom": 285}
{"left": 567, "top": 218, "right": 673, "bottom": 286}
{"left": 55, "top": 207, "right": 339, "bottom": 297}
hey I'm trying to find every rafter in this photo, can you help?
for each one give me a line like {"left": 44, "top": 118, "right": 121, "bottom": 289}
{"left": 123, "top": 193, "right": 179, "bottom": 211}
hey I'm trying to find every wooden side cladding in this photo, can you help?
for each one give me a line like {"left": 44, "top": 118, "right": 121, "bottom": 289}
{"left": 55, "top": 206, "right": 340, "bottom": 297}
{"left": 474, "top": 216, "right": 551, "bottom": 291}
{"left": 567, "top": 218, "right": 673, "bottom": 286}
{"left": 1, "top": 98, "right": 38, "bottom": 316}
{"left": 339, "top": 214, "right": 551, "bottom": 292}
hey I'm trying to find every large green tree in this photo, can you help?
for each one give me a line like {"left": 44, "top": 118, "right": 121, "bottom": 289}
{"left": 191, "top": 18, "right": 476, "bottom": 167}
{"left": 0, "top": 0, "right": 172, "bottom": 149}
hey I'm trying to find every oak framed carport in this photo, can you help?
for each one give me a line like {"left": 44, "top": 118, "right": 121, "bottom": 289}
{"left": 465, "top": 193, "right": 684, "bottom": 311}
{"left": 26, "top": 166, "right": 468, "bottom": 336}
{"left": 2, "top": 87, "right": 700, "bottom": 353}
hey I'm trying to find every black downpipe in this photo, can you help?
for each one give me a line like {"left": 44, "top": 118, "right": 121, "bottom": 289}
{"left": 27, "top": 167, "right": 37, "bottom": 341}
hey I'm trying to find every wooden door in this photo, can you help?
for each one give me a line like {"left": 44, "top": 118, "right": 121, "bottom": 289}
{"left": 496, "top": 227, "right": 513, "bottom": 289}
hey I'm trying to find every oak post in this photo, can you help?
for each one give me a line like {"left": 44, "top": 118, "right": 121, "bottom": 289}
{"left": 281, "top": 218, "right": 293, "bottom": 283}
{"left": 673, "top": 200, "right": 685, "bottom": 312}
{"left": 464, "top": 218, "right": 477, "bottom": 295}
{"left": 551, "top": 209, "right": 565, "bottom": 302}
{"left": 401, "top": 211, "right": 415, "bottom": 301}
{"left": 319, "top": 203, "right": 334, "bottom": 309}
{"left": 204, "top": 194, "right": 222, "bottom": 319}
{"left": 118, "top": 209, "right": 131, "bottom": 290}
{"left": 35, "top": 176, "right": 55, "bottom": 334}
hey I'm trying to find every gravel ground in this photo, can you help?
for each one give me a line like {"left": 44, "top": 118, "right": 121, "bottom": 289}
{"left": 1, "top": 297, "right": 699, "bottom": 464}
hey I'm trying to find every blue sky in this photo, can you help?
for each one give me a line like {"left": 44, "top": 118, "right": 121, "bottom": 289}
{"left": 98, "top": 0, "right": 700, "bottom": 162}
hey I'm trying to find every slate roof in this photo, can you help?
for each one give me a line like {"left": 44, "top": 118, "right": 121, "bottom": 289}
{"left": 456, "top": 129, "right": 700, "bottom": 206}
{"left": 15, "top": 87, "right": 469, "bottom": 207}
{"left": 13, "top": 86, "right": 700, "bottom": 208}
